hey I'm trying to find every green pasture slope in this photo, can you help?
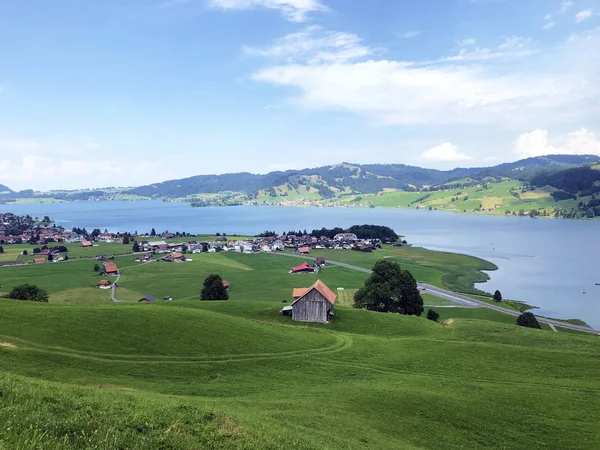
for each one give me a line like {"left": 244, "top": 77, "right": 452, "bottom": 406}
{"left": 1, "top": 249, "right": 599, "bottom": 449}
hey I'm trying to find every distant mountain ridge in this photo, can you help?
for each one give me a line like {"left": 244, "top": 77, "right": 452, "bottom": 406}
{"left": 0, "top": 154, "right": 598, "bottom": 201}
{"left": 122, "top": 154, "right": 599, "bottom": 199}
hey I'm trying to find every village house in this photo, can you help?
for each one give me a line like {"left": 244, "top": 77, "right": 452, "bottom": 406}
{"left": 96, "top": 280, "right": 112, "bottom": 289}
{"left": 81, "top": 241, "right": 93, "bottom": 248}
{"left": 297, "top": 247, "right": 310, "bottom": 255}
{"left": 103, "top": 262, "right": 119, "bottom": 275}
{"left": 139, "top": 295, "right": 157, "bottom": 303}
{"left": 33, "top": 258, "right": 45, "bottom": 264}
{"left": 135, "top": 252, "right": 153, "bottom": 262}
{"left": 222, "top": 280, "right": 231, "bottom": 291}
{"left": 290, "top": 280, "right": 336, "bottom": 323}
{"left": 334, "top": 233, "right": 358, "bottom": 242}
{"left": 315, "top": 257, "right": 326, "bottom": 267}
{"left": 289, "top": 261, "right": 315, "bottom": 274}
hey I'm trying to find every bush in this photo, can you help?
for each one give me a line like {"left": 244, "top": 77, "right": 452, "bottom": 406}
{"left": 7, "top": 284, "right": 49, "bottom": 302}
{"left": 426, "top": 309, "right": 439, "bottom": 322}
{"left": 493, "top": 290, "right": 502, "bottom": 302}
{"left": 516, "top": 312, "right": 541, "bottom": 329}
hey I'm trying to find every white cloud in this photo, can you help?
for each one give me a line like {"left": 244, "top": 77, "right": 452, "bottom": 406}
{"left": 243, "top": 26, "right": 372, "bottom": 63}
{"left": 575, "top": 9, "right": 593, "bottom": 23}
{"left": 422, "top": 143, "right": 473, "bottom": 162}
{"left": 437, "top": 36, "right": 536, "bottom": 62}
{"left": 559, "top": 1, "right": 575, "bottom": 14}
{"left": 543, "top": 21, "right": 556, "bottom": 30}
{"left": 514, "top": 128, "right": 600, "bottom": 158}
{"left": 250, "top": 26, "right": 600, "bottom": 126}
{"left": 0, "top": 135, "right": 177, "bottom": 191}
{"left": 208, "top": 0, "right": 328, "bottom": 22}
{"left": 400, "top": 31, "right": 421, "bottom": 39}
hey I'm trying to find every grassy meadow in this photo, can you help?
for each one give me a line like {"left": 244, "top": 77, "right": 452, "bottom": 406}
{"left": 1, "top": 245, "right": 599, "bottom": 449}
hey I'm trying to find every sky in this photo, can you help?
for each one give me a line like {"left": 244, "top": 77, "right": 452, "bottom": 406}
{"left": 0, "top": 0, "right": 599, "bottom": 191}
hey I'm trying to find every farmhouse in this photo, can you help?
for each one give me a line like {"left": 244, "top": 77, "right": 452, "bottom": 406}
{"left": 103, "top": 262, "right": 119, "bottom": 275}
{"left": 33, "top": 258, "right": 45, "bottom": 264}
{"left": 333, "top": 233, "right": 358, "bottom": 242}
{"left": 315, "top": 257, "right": 326, "bottom": 267}
{"left": 297, "top": 247, "right": 310, "bottom": 255}
{"left": 139, "top": 295, "right": 157, "bottom": 303}
{"left": 81, "top": 241, "right": 93, "bottom": 247}
{"left": 291, "top": 280, "right": 336, "bottom": 323}
{"left": 290, "top": 262, "right": 315, "bottom": 274}
{"left": 96, "top": 280, "right": 112, "bottom": 289}
{"left": 222, "top": 280, "right": 231, "bottom": 290}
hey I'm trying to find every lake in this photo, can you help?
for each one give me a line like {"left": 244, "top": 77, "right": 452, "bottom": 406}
{"left": 4, "top": 201, "right": 600, "bottom": 328}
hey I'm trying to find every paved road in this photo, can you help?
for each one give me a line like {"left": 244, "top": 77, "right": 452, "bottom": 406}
{"left": 271, "top": 252, "right": 600, "bottom": 335}
{"left": 110, "top": 272, "right": 121, "bottom": 302}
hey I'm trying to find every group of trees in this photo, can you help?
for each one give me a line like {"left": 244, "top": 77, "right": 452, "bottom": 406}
{"left": 3, "top": 284, "right": 49, "bottom": 302}
{"left": 310, "top": 225, "right": 399, "bottom": 242}
{"left": 353, "top": 260, "right": 423, "bottom": 316}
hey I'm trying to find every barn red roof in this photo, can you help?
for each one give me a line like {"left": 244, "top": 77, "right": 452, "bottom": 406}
{"left": 292, "top": 280, "right": 336, "bottom": 305}
{"left": 291, "top": 261, "right": 314, "bottom": 272}
{"left": 103, "top": 262, "right": 118, "bottom": 273}
{"left": 297, "top": 247, "right": 310, "bottom": 254}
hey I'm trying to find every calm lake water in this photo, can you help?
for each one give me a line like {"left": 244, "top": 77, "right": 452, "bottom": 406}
{"left": 4, "top": 201, "right": 600, "bottom": 328}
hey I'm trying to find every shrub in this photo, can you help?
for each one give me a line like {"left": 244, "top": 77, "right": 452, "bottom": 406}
{"left": 426, "top": 309, "right": 439, "bottom": 322}
{"left": 516, "top": 312, "right": 541, "bottom": 329}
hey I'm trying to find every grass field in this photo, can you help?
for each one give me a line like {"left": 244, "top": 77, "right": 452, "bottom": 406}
{"left": 1, "top": 298, "right": 599, "bottom": 449}
{"left": 1, "top": 247, "right": 598, "bottom": 448}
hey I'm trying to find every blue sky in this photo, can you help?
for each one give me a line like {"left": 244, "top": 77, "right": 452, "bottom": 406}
{"left": 0, "top": 0, "right": 599, "bottom": 190}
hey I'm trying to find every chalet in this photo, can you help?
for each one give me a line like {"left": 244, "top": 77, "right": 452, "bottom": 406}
{"left": 162, "top": 252, "right": 185, "bottom": 263}
{"left": 38, "top": 249, "right": 50, "bottom": 256}
{"left": 81, "top": 241, "right": 93, "bottom": 248}
{"left": 297, "top": 247, "right": 310, "bottom": 255}
{"left": 291, "top": 280, "right": 336, "bottom": 323}
{"left": 103, "top": 262, "right": 119, "bottom": 275}
{"left": 95, "top": 254, "right": 109, "bottom": 261}
{"left": 315, "top": 257, "right": 326, "bottom": 267}
{"left": 96, "top": 280, "right": 112, "bottom": 289}
{"left": 164, "top": 296, "right": 173, "bottom": 301}
{"left": 222, "top": 280, "right": 231, "bottom": 291}
{"left": 290, "top": 262, "right": 315, "bottom": 274}
{"left": 33, "top": 258, "right": 45, "bottom": 264}
{"left": 139, "top": 295, "right": 157, "bottom": 303}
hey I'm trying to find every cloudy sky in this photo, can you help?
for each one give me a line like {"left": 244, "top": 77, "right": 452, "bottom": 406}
{"left": 1, "top": 0, "right": 599, "bottom": 190}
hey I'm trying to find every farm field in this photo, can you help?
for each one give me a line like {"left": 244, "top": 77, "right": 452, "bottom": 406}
{"left": 1, "top": 246, "right": 599, "bottom": 448}
{"left": 1, "top": 296, "right": 599, "bottom": 449}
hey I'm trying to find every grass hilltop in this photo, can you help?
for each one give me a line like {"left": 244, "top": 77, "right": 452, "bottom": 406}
{"left": 0, "top": 240, "right": 599, "bottom": 449}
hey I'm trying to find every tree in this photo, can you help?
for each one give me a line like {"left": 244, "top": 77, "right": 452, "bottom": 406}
{"left": 150, "top": 228, "right": 156, "bottom": 236}
{"left": 132, "top": 241, "right": 140, "bottom": 253}
{"left": 353, "top": 260, "right": 424, "bottom": 316}
{"left": 0, "top": 245, "right": 3, "bottom": 254}
{"left": 93, "top": 264, "right": 100, "bottom": 272}
{"left": 426, "top": 309, "right": 440, "bottom": 322}
{"left": 64, "top": 255, "right": 69, "bottom": 261}
{"left": 181, "top": 244, "right": 188, "bottom": 253}
{"left": 48, "top": 254, "right": 53, "bottom": 262}
{"left": 33, "top": 248, "right": 41, "bottom": 254}
{"left": 516, "top": 312, "right": 541, "bottom": 329}
{"left": 122, "top": 235, "right": 130, "bottom": 245}
{"left": 493, "top": 290, "right": 502, "bottom": 302}
{"left": 200, "top": 274, "right": 229, "bottom": 301}
{"left": 22, "top": 249, "right": 28, "bottom": 256}
{"left": 7, "top": 284, "right": 49, "bottom": 302}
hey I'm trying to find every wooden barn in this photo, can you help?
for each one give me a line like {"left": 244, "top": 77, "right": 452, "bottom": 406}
{"left": 291, "top": 280, "right": 336, "bottom": 323}
{"left": 103, "top": 262, "right": 119, "bottom": 275}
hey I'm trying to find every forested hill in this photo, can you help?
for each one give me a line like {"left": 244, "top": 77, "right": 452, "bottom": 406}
{"left": 123, "top": 155, "right": 598, "bottom": 199}
{"left": 0, "top": 154, "right": 598, "bottom": 201}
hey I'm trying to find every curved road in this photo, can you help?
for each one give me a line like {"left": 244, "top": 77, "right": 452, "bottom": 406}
{"left": 272, "top": 252, "right": 600, "bottom": 335}
{"left": 110, "top": 272, "right": 122, "bottom": 302}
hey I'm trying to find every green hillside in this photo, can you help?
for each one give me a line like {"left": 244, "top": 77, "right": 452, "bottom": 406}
{"left": 1, "top": 247, "right": 599, "bottom": 448}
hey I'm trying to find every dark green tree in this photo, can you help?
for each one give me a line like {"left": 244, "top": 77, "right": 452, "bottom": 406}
{"left": 93, "top": 264, "right": 100, "bottom": 272}
{"left": 64, "top": 255, "right": 69, "bottom": 261}
{"left": 48, "top": 254, "right": 53, "bottom": 261}
{"left": 426, "top": 309, "right": 440, "bottom": 322}
{"left": 353, "top": 260, "right": 423, "bottom": 316}
{"left": 493, "top": 290, "right": 502, "bottom": 302}
{"left": 200, "top": 274, "right": 229, "bottom": 301}
{"left": 150, "top": 228, "right": 156, "bottom": 236}
{"left": 181, "top": 244, "right": 188, "bottom": 253}
{"left": 0, "top": 245, "right": 3, "bottom": 254}
{"left": 122, "top": 235, "right": 130, "bottom": 245}
{"left": 7, "top": 284, "right": 49, "bottom": 302}
{"left": 132, "top": 241, "right": 140, "bottom": 252}
{"left": 22, "top": 249, "right": 28, "bottom": 256}
{"left": 516, "top": 312, "right": 541, "bottom": 329}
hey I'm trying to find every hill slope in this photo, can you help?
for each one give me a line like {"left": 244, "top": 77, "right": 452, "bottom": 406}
{"left": 1, "top": 299, "right": 599, "bottom": 449}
